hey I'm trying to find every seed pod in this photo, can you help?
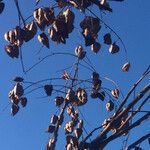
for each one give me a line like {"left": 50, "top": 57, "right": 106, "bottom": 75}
{"left": 13, "top": 83, "right": 24, "bottom": 98}
{"left": 76, "top": 88, "right": 87, "bottom": 106}
{"left": 104, "top": 33, "right": 112, "bottom": 45}
{"left": 55, "top": 96, "right": 64, "bottom": 107}
{"left": 58, "top": 115, "right": 64, "bottom": 125}
{"left": 13, "top": 76, "right": 24, "bottom": 82}
{"left": 23, "top": 21, "right": 37, "bottom": 42}
{"left": 106, "top": 100, "right": 114, "bottom": 112}
{"left": 91, "top": 72, "right": 99, "bottom": 81}
{"left": 46, "top": 139, "right": 55, "bottom": 150}
{"left": 0, "top": 2, "right": 5, "bottom": 14}
{"left": 91, "top": 90, "right": 98, "bottom": 99}
{"left": 5, "top": 45, "right": 19, "bottom": 58}
{"left": 91, "top": 42, "right": 101, "bottom": 53}
{"left": 65, "top": 89, "right": 76, "bottom": 102}
{"left": 44, "top": 84, "right": 53, "bottom": 96}
{"left": 74, "top": 128, "right": 82, "bottom": 139}
{"left": 75, "top": 45, "right": 86, "bottom": 59}
{"left": 122, "top": 62, "right": 130, "bottom": 72}
{"left": 66, "top": 143, "right": 73, "bottom": 150}
{"left": 11, "top": 104, "right": 19, "bottom": 116}
{"left": 38, "top": 32, "right": 49, "bottom": 48}
{"left": 67, "top": 106, "right": 74, "bottom": 116}
{"left": 109, "top": 43, "right": 120, "bottom": 54}
{"left": 61, "top": 71, "right": 70, "bottom": 80}
{"left": 64, "top": 121, "right": 74, "bottom": 134}
{"left": 47, "top": 125, "right": 55, "bottom": 133}
{"left": 50, "top": 115, "right": 58, "bottom": 124}
{"left": 78, "top": 120, "right": 83, "bottom": 129}
{"left": 20, "top": 97, "right": 27, "bottom": 107}
{"left": 111, "top": 89, "right": 119, "bottom": 99}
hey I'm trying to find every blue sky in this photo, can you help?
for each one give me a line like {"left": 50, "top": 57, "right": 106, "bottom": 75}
{"left": 0, "top": 0, "right": 149, "bottom": 150}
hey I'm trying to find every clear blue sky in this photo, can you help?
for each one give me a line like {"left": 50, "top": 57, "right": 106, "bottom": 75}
{"left": 0, "top": 0, "right": 149, "bottom": 150}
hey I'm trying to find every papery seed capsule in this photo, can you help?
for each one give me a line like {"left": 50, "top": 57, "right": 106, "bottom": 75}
{"left": 111, "top": 89, "right": 119, "bottom": 99}
{"left": 91, "top": 42, "right": 101, "bottom": 53}
{"left": 44, "top": 85, "right": 53, "bottom": 96}
{"left": 11, "top": 104, "right": 19, "bottom": 116}
{"left": 109, "top": 43, "right": 120, "bottom": 54}
{"left": 122, "top": 62, "right": 130, "bottom": 72}
{"left": 106, "top": 100, "right": 114, "bottom": 112}
{"left": 104, "top": 33, "right": 112, "bottom": 45}
{"left": 20, "top": 97, "right": 27, "bottom": 107}
{"left": 38, "top": 32, "right": 49, "bottom": 48}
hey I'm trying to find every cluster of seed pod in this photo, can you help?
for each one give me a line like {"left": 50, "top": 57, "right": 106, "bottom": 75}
{"left": 4, "top": 22, "right": 37, "bottom": 58}
{"left": 80, "top": 16, "right": 101, "bottom": 46}
{"left": 48, "top": 9, "right": 75, "bottom": 44}
{"left": 8, "top": 80, "right": 27, "bottom": 116}
{"left": 90, "top": 72, "right": 105, "bottom": 101}
{"left": 65, "top": 105, "right": 84, "bottom": 149}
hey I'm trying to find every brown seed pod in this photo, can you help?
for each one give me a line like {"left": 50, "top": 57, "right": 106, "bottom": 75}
{"left": 74, "top": 128, "right": 82, "bottom": 139}
{"left": 109, "top": 43, "right": 120, "bottom": 54}
{"left": 50, "top": 115, "right": 58, "bottom": 125}
{"left": 65, "top": 89, "right": 76, "bottom": 102}
{"left": 5, "top": 44, "right": 19, "bottom": 58}
{"left": 46, "top": 139, "right": 55, "bottom": 150}
{"left": 13, "top": 83, "right": 24, "bottom": 98}
{"left": 122, "top": 62, "right": 130, "bottom": 72}
{"left": 48, "top": 27, "right": 59, "bottom": 42}
{"left": 111, "top": 89, "right": 119, "bottom": 99}
{"left": 64, "top": 121, "right": 74, "bottom": 134}
{"left": 61, "top": 71, "right": 70, "bottom": 80}
{"left": 76, "top": 88, "right": 88, "bottom": 106}
{"left": 58, "top": 115, "right": 64, "bottom": 126}
{"left": 75, "top": 45, "right": 86, "bottom": 59}
{"left": 23, "top": 21, "right": 37, "bottom": 42}
{"left": 20, "top": 97, "right": 27, "bottom": 107}
{"left": 91, "top": 72, "right": 99, "bottom": 81}
{"left": 44, "top": 84, "right": 53, "bottom": 96}
{"left": 11, "top": 104, "right": 19, "bottom": 116}
{"left": 55, "top": 96, "right": 64, "bottom": 107}
{"left": 67, "top": 106, "right": 74, "bottom": 116}
{"left": 97, "top": 91, "right": 105, "bottom": 101}
{"left": 66, "top": 143, "right": 73, "bottom": 150}
{"left": 0, "top": 2, "right": 5, "bottom": 14}
{"left": 78, "top": 120, "right": 83, "bottom": 129}
{"left": 106, "top": 100, "right": 114, "bottom": 112}
{"left": 47, "top": 125, "right": 55, "bottom": 133}
{"left": 38, "top": 32, "right": 49, "bottom": 48}
{"left": 103, "top": 33, "right": 112, "bottom": 45}
{"left": 91, "top": 42, "right": 101, "bottom": 53}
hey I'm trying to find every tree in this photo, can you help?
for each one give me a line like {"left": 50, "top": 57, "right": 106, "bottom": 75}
{"left": 0, "top": 0, "right": 149, "bottom": 150}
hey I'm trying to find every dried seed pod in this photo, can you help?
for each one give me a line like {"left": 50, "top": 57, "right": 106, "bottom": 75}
{"left": 67, "top": 106, "right": 74, "bottom": 116}
{"left": 111, "top": 89, "right": 119, "bottom": 99}
{"left": 0, "top": 2, "right": 5, "bottom": 14}
{"left": 46, "top": 138, "right": 55, "bottom": 150}
{"left": 44, "top": 85, "right": 53, "bottom": 96}
{"left": 78, "top": 120, "right": 83, "bottom": 129}
{"left": 74, "top": 128, "right": 82, "bottom": 139}
{"left": 76, "top": 88, "right": 88, "bottom": 106}
{"left": 109, "top": 43, "right": 120, "bottom": 54}
{"left": 48, "top": 27, "right": 59, "bottom": 42}
{"left": 91, "top": 72, "right": 99, "bottom": 81}
{"left": 50, "top": 115, "right": 58, "bottom": 124}
{"left": 13, "top": 76, "right": 24, "bottom": 82}
{"left": 91, "top": 90, "right": 98, "bottom": 99}
{"left": 61, "top": 71, "right": 70, "bottom": 80}
{"left": 13, "top": 83, "right": 24, "bottom": 98}
{"left": 38, "top": 32, "right": 49, "bottom": 48}
{"left": 65, "top": 89, "right": 76, "bottom": 102}
{"left": 63, "top": 9, "right": 75, "bottom": 33}
{"left": 91, "top": 42, "right": 101, "bottom": 53}
{"left": 23, "top": 21, "right": 37, "bottom": 42}
{"left": 58, "top": 115, "right": 64, "bottom": 125}
{"left": 106, "top": 100, "right": 114, "bottom": 112}
{"left": 20, "top": 97, "right": 27, "bottom": 107}
{"left": 75, "top": 45, "right": 86, "bottom": 59}
{"left": 64, "top": 121, "right": 74, "bottom": 134}
{"left": 5, "top": 45, "right": 19, "bottom": 58}
{"left": 55, "top": 96, "right": 64, "bottom": 107}
{"left": 11, "top": 104, "right": 19, "bottom": 116}
{"left": 47, "top": 125, "right": 55, "bottom": 133}
{"left": 66, "top": 143, "right": 73, "bottom": 150}
{"left": 122, "top": 62, "right": 130, "bottom": 72}
{"left": 103, "top": 33, "right": 112, "bottom": 45}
